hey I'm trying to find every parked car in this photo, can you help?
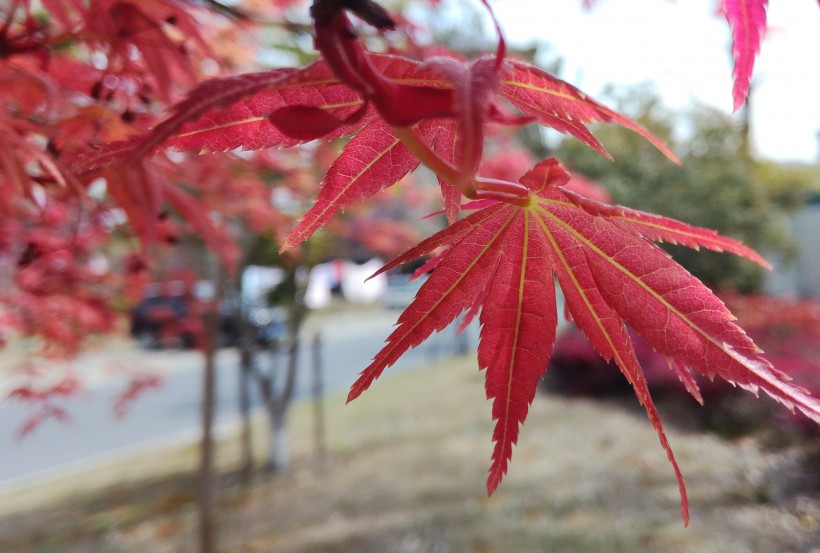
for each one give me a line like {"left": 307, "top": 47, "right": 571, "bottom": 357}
{"left": 129, "top": 282, "right": 284, "bottom": 349}
{"left": 130, "top": 281, "right": 199, "bottom": 349}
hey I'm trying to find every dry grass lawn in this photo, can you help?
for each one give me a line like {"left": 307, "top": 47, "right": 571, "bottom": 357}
{"left": 0, "top": 354, "right": 817, "bottom": 552}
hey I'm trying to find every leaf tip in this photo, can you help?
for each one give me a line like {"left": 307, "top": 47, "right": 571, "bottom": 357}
{"left": 346, "top": 382, "right": 366, "bottom": 404}
{"left": 486, "top": 471, "right": 502, "bottom": 497}
{"left": 732, "top": 88, "right": 747, "bottom": 114}
{"left": 670, "top": 152, "right": 683, "bottom": 167}
{"left": 280, "top": 226, "right": 305, "bottom": 253}
{"left": 347, "top": 368, "right": 379, "bottom": 404}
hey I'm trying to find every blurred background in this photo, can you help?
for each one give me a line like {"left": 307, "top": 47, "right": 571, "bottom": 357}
{"left": 1, "top": 0, "right": 818, "bottom": 552}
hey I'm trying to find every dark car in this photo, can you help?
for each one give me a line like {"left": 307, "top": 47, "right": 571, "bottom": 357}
{"left": 130, "top": 282, "right": 285, "bottom": 349}
{"left": 130, "top": 282, "right": 198, "bottom": 349}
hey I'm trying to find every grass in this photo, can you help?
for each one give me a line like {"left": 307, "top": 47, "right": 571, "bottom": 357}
{"left": 0, "top": 354, "right": 817, "bottom": 552}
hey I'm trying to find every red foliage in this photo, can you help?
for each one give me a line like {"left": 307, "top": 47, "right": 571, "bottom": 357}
{"left": 8, "top": 374, "right": 79, "bottom": 439}
{"left": 0, "top": 198, "right": 118, "bottom": 358}
{"left": 0, "top": 0, "right": 284, "bottom": 356}
{"left": 113, "top": 372, "right": 163, "bottom": 419}
{"left": 723, "top": 294, "right": 820, "bottom": 397}
{"left": 720, "top": 0, "right": 769, "bottom": 111}
{"left": 549, "top": 293, "right": 820, "bottom": 435}
{"left": 1, "top": 0, "right": 817, "bottom": 524}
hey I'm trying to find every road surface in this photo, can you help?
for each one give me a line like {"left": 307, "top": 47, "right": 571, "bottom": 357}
{"left": 0, "top": 308, "right": 477, "bottom": 490}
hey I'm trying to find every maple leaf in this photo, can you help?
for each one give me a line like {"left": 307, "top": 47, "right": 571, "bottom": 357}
{"left": 348, "top": 157, "right": 820, "bottom": 524}
{"left": 111, "top": 53, "right": 452, "bottom": 159}
{"left": 281, "top": 118, "right": 456, "bottom": 250}
{"left": 500, "top": 60, "right": 680, "bottom": 163}
{"left": 309, "top": 2, "right": 455, "bottom": 130}
{"left": 722, "top": 0, "right": 768, "bottom": 111}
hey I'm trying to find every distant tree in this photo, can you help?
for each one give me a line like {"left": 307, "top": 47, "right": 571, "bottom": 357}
{"left": 556, "top": 89, "right": 811, "bottom": 293}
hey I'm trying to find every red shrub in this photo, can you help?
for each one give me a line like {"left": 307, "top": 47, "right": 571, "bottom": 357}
{"left": 545, "top": 294, "right": 820, "bottom": 436}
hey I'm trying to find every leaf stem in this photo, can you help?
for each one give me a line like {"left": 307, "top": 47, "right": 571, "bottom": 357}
{"left": 391, "top": 125, "right": 463, "bottom": 187}
{"left": 475, "top": 177, "right": 530, "bottom": 200}
{"left": 474, "top": 189, "right": 530, "bottom": 205}
{"left": 391, "top": 125, "right": 529, "bottom": 205}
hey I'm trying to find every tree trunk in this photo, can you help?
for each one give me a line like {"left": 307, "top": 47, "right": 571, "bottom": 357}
{"left": 237, "top": 309, "right": 255, "bottom": 481}
{"left": 198, "top": 306, "right": 219, "bottom": 553}
{"left": 265, "top": 319, "right": 301, "bottom": 472}
{"left": 247, "top": 266, "right": 311, "bottom": 473}
{"left": 311, "top": 332, "right": 326, "bottom": 466}
{"left": 266, "top": 401, "right": 290, "bottom": 471}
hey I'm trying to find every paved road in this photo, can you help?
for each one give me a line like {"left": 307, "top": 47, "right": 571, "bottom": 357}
{"left": 0, "top": 308, "right": 477, "bottom": 490}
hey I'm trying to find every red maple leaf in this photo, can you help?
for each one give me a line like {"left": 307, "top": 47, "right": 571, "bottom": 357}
{"left": 347, "top": 158, "right": 820, "bottom": 525}
{"left": 721, "top": 0, "right": 769, "bottom": 111}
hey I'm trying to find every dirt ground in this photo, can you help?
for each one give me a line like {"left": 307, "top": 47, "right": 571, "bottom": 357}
{"left": 0, "top": 355, "right": 817, "bottom": 553}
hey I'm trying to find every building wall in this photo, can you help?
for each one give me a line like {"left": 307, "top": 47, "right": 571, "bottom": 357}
{"left": 792, "top": 202, "right": 820, "bottom": 297}
{"left": 765, "top": 200, "right": 820, "bottom": 298}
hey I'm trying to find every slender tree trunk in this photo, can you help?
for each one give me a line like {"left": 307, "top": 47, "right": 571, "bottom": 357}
{"left": 237, "top": 311, "right": 255, "bottom": 481}
{"left": 311, "top": 332, "right": 326, "bottom": 466}
{"left": 267, "top": 401, "right": 289, "bottom": 471}
{"left": 245, "top": 266, "right": 312, "bottom": 473}
{"left": 262, "top": 269, "right": 309, "bottom": 472}
{"left": 257, "top": 339, "right": 279, "bottom": 470}
{"left": 198, "top": 306, "right": 219, "bottom": 553}
{"left": 266, "top": 319, "right": 301, "bottom": 471}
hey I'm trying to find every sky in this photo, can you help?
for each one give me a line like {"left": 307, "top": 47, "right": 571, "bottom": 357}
{"left": 484, "top": 0, "right": 820, "bottom": 164}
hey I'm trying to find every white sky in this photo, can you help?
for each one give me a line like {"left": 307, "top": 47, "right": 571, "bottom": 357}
{"left": 488, "top": 0, "right": 820, "bottom": 163}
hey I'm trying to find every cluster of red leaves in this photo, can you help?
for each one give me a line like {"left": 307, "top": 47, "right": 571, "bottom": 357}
{"left": 723, "top": 293, "right": 820, "bottom": 395}
{"left": 272, "top": 1, "right": 817, "bottom": 523}
{"left": 0, "top": 0, "right": 288, "bottom": 356}
{"left": 112, "top": 372, "right": 163, "bottom": 419}
{"left": 550, "top": 292, "right": 820, "bottom": 435}
{"left": 8, "top": 364, "right": 163, "bottom": 436}
{"left": 0, "top": 197, "right": 117, "bottom": 358}
{"left": 1, "top": 0, "right": 210, "bottom": 355}
{"left": 7, "top": 373, "right": 79, "bottom": 439}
